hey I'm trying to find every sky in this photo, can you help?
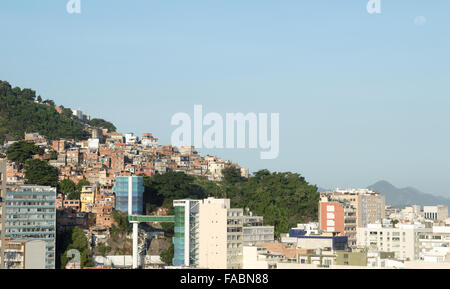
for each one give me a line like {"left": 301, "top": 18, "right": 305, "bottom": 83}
{"left": 0, "top": 0, "right": 449, "bottom": 197}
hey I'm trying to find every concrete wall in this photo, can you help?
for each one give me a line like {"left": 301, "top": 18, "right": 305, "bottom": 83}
{"left": 198, "top": 199, "right": 228, "bottom": 269}
{"left": 94, "top": 255, "right": 133, "bottom": 267}
{"left": 242, "top": 246, "right": 269, "bottom": 269}
{"left": 25, "top": 240, "right": 46, "bottom": 269}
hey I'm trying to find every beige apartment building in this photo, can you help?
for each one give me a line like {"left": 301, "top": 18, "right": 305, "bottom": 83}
{"left": 198, "top": 198, "right": 229, "bottom": 269}
{"left": 198, "top": 198, "right": 244, "bottom": 269}
{"left": 320, "top": 189, "right": 385, "bottom": 248}
{"left": 173, "top": 197, "right": 273, "bottom": 269}
{"left": 423, "top": 206, "right": 448, "bottom": 222}
{"left": 323, "top": 189, "right": 385, "bottom": 227}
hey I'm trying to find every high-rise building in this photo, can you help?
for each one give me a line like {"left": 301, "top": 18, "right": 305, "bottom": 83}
{"left": 113, "top": 176, "right": 144, "bottom": 215}
{"left": 242, "top": 215, "right": 275, "bottom": 246}
{"left": 418, "top": 226, "right": 450, "bottom": 262}
{"left": 3, "top": 239, "right": 46, "bottom": 269}
{"left": 357, "top": 223, "right": 430, "bottom": 261}
{"left": 172, "top": 199, "right": 200, "bottom": 267}
{"left": 172, "top": 197, "right": 273, "bottom": 269}
{"left": 4, "top": 185, "right": 56, "bottom": 269}
{"left": 319, "top": 189, "right": 385, "bottom": 248}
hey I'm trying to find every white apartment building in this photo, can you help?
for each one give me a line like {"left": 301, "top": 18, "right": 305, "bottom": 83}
{"left": 71, "top": 109, "right": 90, "bottom": 122}
{"left": 175, "top": 197, "right": 273, "bottom": 269}
{"left": 389, "top": 205, "right": 424, "bottom": 224}
{"left": 424, "top": 206, "right": 448, "bottom": 222}
{"left": 357, "top": 223, "right": 431, "bottom": 261}
{"left": 125, "top": 133, "right": 138, "bottom": 145}
{"left": 418, "top": 226, "right": 450, "bottom": 263}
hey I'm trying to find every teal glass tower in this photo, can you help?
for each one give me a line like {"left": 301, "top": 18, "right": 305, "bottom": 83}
{"left": 113, "top": 176, "right": 144, "bottom": 215}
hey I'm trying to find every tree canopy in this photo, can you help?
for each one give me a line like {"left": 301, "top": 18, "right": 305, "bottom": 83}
{"left": 60, "top": 226, "right": 94, "bottom": 269}
{"left": 5, "top": 141, "right": 39, "bottom": 164}
{"left": 59, "top": 179, "right": 76, "bottom": 195}
{"left": 142, "top": 168, "right": 319, "bottom": 237}
{"left": 110, "top": 209, "right": 131, "bottom": 237}
{"left": 87, "top": 118, "right": 117, "bottom": 132}
{"left": 142, "top": 172, "right": 208, "bottom": 212}
{"left": 24, "top": 159, "right": 58, "bottom": 187}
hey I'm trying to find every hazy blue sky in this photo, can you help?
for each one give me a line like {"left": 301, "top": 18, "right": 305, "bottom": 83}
{"left": 1, "top": 1, "right": 449, "bottom": 196}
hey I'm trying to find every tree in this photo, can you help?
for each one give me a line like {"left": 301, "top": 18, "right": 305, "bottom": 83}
{"left": 43, "top": 99, "right": 55, "bottom": 107}
{"left": 160, "top": 243, "right": 174, "bottom": 265}
{"left": 97, "top": 242, "right": 111, "bottom": 257}
{"left": 87, "top": 118, "right": 117, "bottom": 132}
{"left": 222, "top": 167, "right": 244, "bottom": 184}
{"left": 67, "top": 191, "right": 81, "bottom": 200}
{"left": 59, "top": 179, "right": 76, "bottom": 195}
{"left": 21, "top": 88, "right": 36, "bottom": 101}
{"left": 6, "top": 141, "right": 39, "bottom": 164}
{"left": 110, "top": 210, "right": 131, "bottom": 237}
{"left": 49, "top": 149, "right": 58, "bottom": 160}
{"left": 24, "top": 159, "right": 58, "bottom": 187}
{"left": 60, "top": 227, "right": 94, "bottom": 268}
{"left": 142, "top": 172, "right": 208, "bottom": 211}
{"left": 76, "top": 179, "right": 90, "bottom": 191}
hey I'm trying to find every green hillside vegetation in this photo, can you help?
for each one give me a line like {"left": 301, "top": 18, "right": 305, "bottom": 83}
{"left": 5, "top": 140, "right": 40, "bottom": 164}
{"left": 0, "top": 80, "right": 117, "bottom": 141}
{"left": 87, "top": 118, "right": 117, "bottom": 132}
{"left": 59, "top": 226, "right": 94, "bottom": 269}
{"left": 143, "top": 168, "right": 319, "bottom": 237}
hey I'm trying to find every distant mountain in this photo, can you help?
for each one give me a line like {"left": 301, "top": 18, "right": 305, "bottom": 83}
{"left": 317, "top": 187, "right": 330, "bottom": 193}
{"left": 367, "top": 180, "right": 450, "bottom": 208}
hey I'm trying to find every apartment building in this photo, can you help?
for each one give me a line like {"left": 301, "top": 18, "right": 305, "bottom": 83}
{"left": 356, "top": 223, "right": 431, "bottom": 261}
{"left": 319, "top": 198, "right": 357, "bottom": 247}
{"left": 389, "top": 205, "right": 424, "bottom": 224}
{"left": 243, "top": 224, "right": 274, "bottom": 246}
{"left": 172, "top": 198, "right": 273, "bottom": 269}
{"left": 320, "top": 189, "right": 385, "bottom": 248}
{"left": 4, "top": 185, "right": 57, "bottom": 269}
{"left": 80, "top": 185, "right": 96, "bottom": 212}
{"left": 284, "top": 226, "right": 349, "bottom": 251}
{"left": 424, "top": 206, "right": 448, "bottom": 222}
{"left": 3, "top": 239, "right": 46, "bottom": 269}
{"left": 418, "top": 226, "right": 450, "bottom": 262}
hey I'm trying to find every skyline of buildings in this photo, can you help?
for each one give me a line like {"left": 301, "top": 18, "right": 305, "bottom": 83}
{"left": 0, "top": 129, "right": 449, "bottom": 269}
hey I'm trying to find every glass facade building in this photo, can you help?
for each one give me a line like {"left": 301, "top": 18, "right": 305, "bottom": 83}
{"left": 173, "top": 204, "right": 186, "bottom": 266}
{"left": 172, "top": 199, "right": 200, "bottom": 267}
{"left": 4, "top": 186, "right": 56, "bottom": 269}
{"left": 113, "top": 176, "right": 144, "bottom": 215}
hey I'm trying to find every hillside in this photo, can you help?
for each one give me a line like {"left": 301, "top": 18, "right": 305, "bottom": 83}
{"left": 368, "top": 180, "right": 450, "bottom": 208}
{"left": 0, "top": 81, "right": 115, "bottom": 142}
